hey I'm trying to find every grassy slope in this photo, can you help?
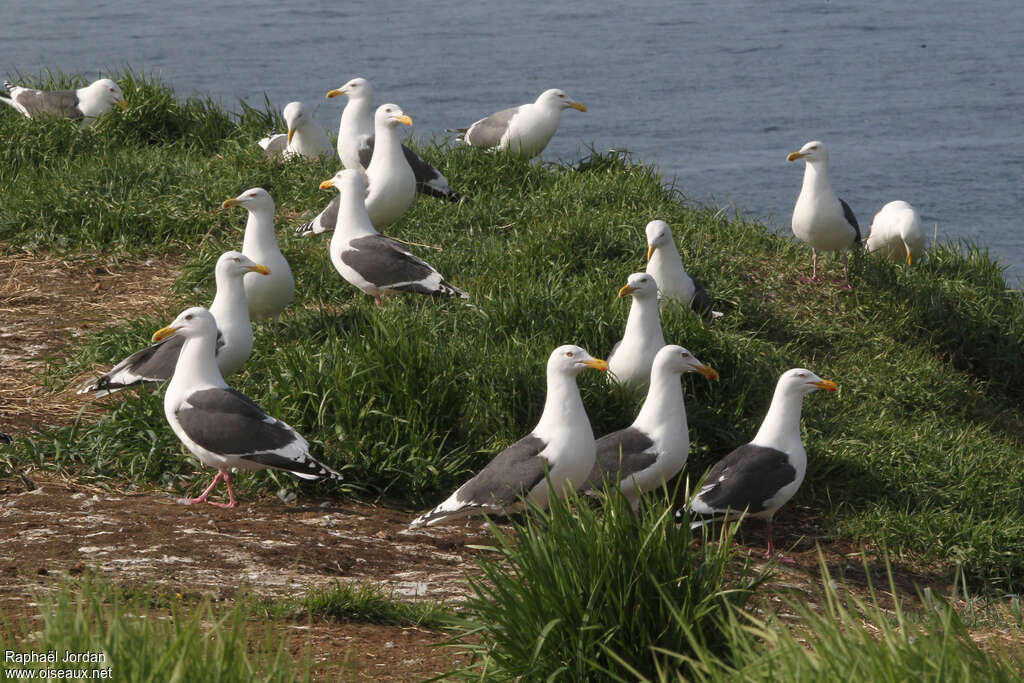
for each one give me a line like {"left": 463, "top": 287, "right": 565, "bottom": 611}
{"left": 3, "top": 72, "right": 1024, "bottom": 590}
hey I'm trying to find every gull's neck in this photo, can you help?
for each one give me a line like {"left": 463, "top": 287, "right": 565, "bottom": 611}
{"left": 167, "top": 333, "right": 228, "bottom": 396}
{"left": 338, "top": 96, "right": 374, "bottom": 168}
{"left": 334, "top": 184, "right": 379, "bottom": 243}
{"left": 650, "top": 241, "right": 687, "bottom": 277}
{"left": 534, "top": 372, "right": 593, "bottom": 452}
{"left": 240, "top": 206, "right": 279, "bottom": 257}
{"left": 800, "top": 160, "right": 834, "bottom": 200}
{"left": 208, "top": 271, "right": 249, "bottom": 329}
{"left": 751, "top": 386, "right": 805, "bottom": 455}
{"left": 633, "top": 367, "right": 686, "bottom": 435}
{"left": 624, "top": 295, "right": 664, "bottom": 345}
{"left": 367, "top": 121, "right": 404, "bottom": 175}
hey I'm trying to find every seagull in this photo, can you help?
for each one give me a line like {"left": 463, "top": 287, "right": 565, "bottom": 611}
{"left": 679, "top": 368, "right": 837, "bottom": 559}
{"left": 154, "top": 307, "right": 342, "bottom": 508}
{"left": 644, "top": 219, "right": 714, "bottom": 315}
{"left": 449, "top": 88, "right": 586, "bottom": 158}
{"left": 222, "top": 188, "right": 295, "bottom": 334}
{"left": 324, "top": 77, "right": 458, "bottom": 200}
{"left": 787, "top": 141, "right": 861, "bottom": 288}
{"left": 866, "top": 200, "right": 926, "bottom": 265}
{"left": 583, "top": 345, "right": 718, "bottom": 510}
{"left": 295, "top": 104, "right": 417, "bottom": 237}
{"left": 409, "top": 345, "right": 607, "bottom": 528}
{"left": 322, "top": 168, "right": 468, "bottom": 306}
{"left": 1, "top": 77, "right": 125, "bottom": 124}
{"left": 257, "top": 101, "right": 335, "bottom": 160}
{"left": 77, "top": 251, "right": 269, "bottom": 397}
{"left": 608, "top": 272, "right": 666, "bottom": 390}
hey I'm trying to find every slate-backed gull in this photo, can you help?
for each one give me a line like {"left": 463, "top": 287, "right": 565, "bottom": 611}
{"left": 1, "top": 77, "right": 124, "bottom": 124}
{"left": 449, "top": 88, "right": 586, "bottom": 158}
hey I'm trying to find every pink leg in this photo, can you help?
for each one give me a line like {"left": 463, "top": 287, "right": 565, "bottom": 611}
{"left": 765, "top": 520, "right": 796, "bottom": 565}
{"left": 205, "top": 471, "right": 238, "bottom": 508}
{"left": 374, "top": 296, "right": 384, "bottom": 308}
{"left": 798, "top": 250, "right": 822, "bottom": 284}
{"left": 840, "top": 252, "right": 853, "bottom": 290}
{"left": 177, "top": 471, "right": 225, "bottom": 505}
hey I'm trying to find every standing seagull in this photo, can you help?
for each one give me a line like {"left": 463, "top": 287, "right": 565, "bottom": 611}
{"left": 409, "top": 345, "right": 607, "bottom": 528}
{"left": 295, "top": 104, "right": 417, "bottom": 237}
{"left": 258, "top": 101, "right": 335, "bottom": 160}
{"left": 325, "top": 77, "right": 458, "bottom": 200}
{"left": 644, "top": 220, "right": 714, "bottom": 315}
{"left": 322, "top": 169, "right": 467, "bottom": 306}
{"left": 679, "top": 368, "right": 837, "bottom": 558}
{"left": 223, "top": 188, "right": 295, "bottom": 334}
{"left": 77, "top": 251, "right": 269, "bottom": 396}
{"left": 1, "top": 77, "right": 124, "bottom": 124}
{"left": 583, "top": 345, "right": 718, "bottom": 510}
{"left": 450, "top": 88, "right": 587, "bottom": 159}
{"left": 607, "top": 273, "right": 666, "bottom": 390}
{"left": 787, "top": 141, "right": 861, "bottom": 287}
{"left": 866, "top": 200, "right": 926, "bottom": 265}
{"left": 154, "top": 307, "right": 342, "bottom": 508}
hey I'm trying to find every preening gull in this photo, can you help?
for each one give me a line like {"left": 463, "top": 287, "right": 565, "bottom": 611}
{"left": 77, "top": 251, "right": 269, "bottom": 397}
{"left": 678, "top": 368, "right": 837, "bottom": 558}
{"left": 409, "top": 345, "right": 607, "bottom": 528}
{"left": 1, "top": 78, "right": 124, "bottom": 124}
{"left": 787, "top": 141, "right": 861, "bottom": 287}
{"left": 607, "top": 273, "right": 666, "bottom": 390}
{"left": 866, "top": 200, "right": 926, "bottom": 265}
{"left": 295, "top": 104, "right": 417, "bottom": 237}
{"left": 154, "top": 307, "right": 342, "bottom": 508}
{"left": 325, "top": 77, "right": 459, "bottom": 201}
{"left": 450, "top": 88, "right": 586, "bottom": 158}
{"left": 583, "top": 345, "right": 717, "bottom": 510}
{"left": 323, "top": 168, "right": 467, "bottom": 306}
{"left": 258, "top": 101, "right": 335, "bottom": 160}
{"left": 645, "top": 220, "right": 714, "bottom": 316}
{"left": 223, "top": 188, "right": 295, "bottom": 332}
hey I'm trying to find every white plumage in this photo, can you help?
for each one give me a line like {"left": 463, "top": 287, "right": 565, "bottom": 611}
{"left": 451, "top": 88, "right": 586, "bottom": 158}
{"left": 607, "top": 272, "right": 665, "bottom": 390}
{"left": 258, "top": 101, "right": 335, "bottom": 160}
{"left": 409, "top": 345, "right": 607, "bottom": 528}
{"left": 1, "top": 77, "right": 124, "bottom": 125}
{"left": 866, "top": 200, "right": 926, "bottom": 265}
{"left": 644, "top": 219, "right": 715, "bottom": 315}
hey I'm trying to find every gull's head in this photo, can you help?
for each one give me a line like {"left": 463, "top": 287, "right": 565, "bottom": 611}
{"left": 645, "top": 220, "right": 674, "bottom": 260}
{"left": 375, "top": 103, "right": 412, "bottom": 129}
{"left": 787, "top": 140, "right": 829, "bottom": 164}
{"left": 221, "top": 187, "right": 275, "bottom": 213}
{"left": 216, "top": 250, "right": 270, "bottom": 279}
{"left": 152, "top": 307, "right": 217, "bottom": 343}
{"left": 618, "top": 272, "right": 658, "bottom": 300}
{"left": 327, "top": 76, "right": 372, "bottom": 101}
{"left": 654, "top": 345, "right": 719, "bottom": 381}
{"left": 538, "top": 88, "right": 587, "bottom": 112}
{"left": 777, "top": 368, "right": 838, "bottom": 397}
{"left": 320, "top": 168, "right": 369, "bottom": 200}
{"left": 548, "top": 345, "right": 608, "bottom": 377}
{"left": 282, "top": 101, "right": 311, "bottom": 142}
{"left": 87, "top": 78, "right": 126, "bottom": 108}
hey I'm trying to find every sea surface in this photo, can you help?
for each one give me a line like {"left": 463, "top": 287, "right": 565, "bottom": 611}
{"left": 3, "top": 0, "right": 1022, "bottom": 281}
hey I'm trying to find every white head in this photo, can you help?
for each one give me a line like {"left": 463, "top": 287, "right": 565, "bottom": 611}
{"left": 221, "top": 187, "right": 275, "bottom": 213}
{"left": 282, "top": 101, "right": 313, "bottom": 141}
{"left": 645, "top": 220, "right": 676, "bottom": 260}
{"left": 536, "top": 88, "right": 587, "bottom": 112}
{"left": 152, "top": 306, "right": 218, "bottom": 344}
{"left": 319, "top": 167, "right": 369, "bottom": 199}
{"left": 547, "top": 345, "right": 608, "bottom": 378}
{"left": 215, "top": 250, "right": 270, "bottom": 280}
{"left": 618, "top": 272, "right": 659, "bottom": 300}
{"left": 787, "top": 140, "right": 829, "bottom": 164}
{"left": 652, "top": 345, "right": 718, "bottom": 381}
{"left": 774, "top": 368, "right": 838, "bottom": 398}
{"left": 374, "top": 103, "right": 412, "bottom": 130}
{"left": 326, "top": 77, "right": 373, "bottom": 102}
{"left": 84, "top": 78, "right": 124, "bottom": 106}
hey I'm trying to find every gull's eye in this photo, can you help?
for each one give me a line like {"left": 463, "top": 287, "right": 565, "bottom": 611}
{"left": 566, "top": 351, "right": 575, "bottom": 358}
{"left": 681, "top": 352, "right": 690, "bottom": 358}
{"left": 233, "top": 257, "right": 240, "bottom": 262}
{"left": 185, "top": 314, "right": 193, "bottom": 320}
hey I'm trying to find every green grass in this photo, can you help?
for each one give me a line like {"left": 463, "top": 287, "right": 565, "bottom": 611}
{"left": 4, "top": 71, "right": 1024, "bottom": 593}
{"left": 444, "top": 488, "right": 765, "bottom": 681}
{"left": 0, "top": 580, "right": 309, "bottom": 682}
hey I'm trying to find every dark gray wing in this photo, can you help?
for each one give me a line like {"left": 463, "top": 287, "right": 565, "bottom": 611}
{"left": 342, "top": 234, "right": 463, "bottom": 297}
{"left": 357, "top": 135, "right": 374, "bottom": 169}
{"left": 690, "top": 277, "right": 713, "bottom": 317}
{"left": 294, "top": 194, "right": 339, "bottom": 237}
{"left": 456, "top": 435, "right": 549, "bottom": 507}
{"left": 585, "top": 427, "right": 657, "bottom": 490}
{"left": 401, "top": 145, "right": 460, "bottom": 201}
{"left": 693, "top": 444, "right": 796, "bottom": 516}
{"left": 839, "top": 198, "right": 861, "bottom": 243}
{"left": 78, "top": 332, "right": 223, "bottom": 396}
{"left": 463, "top": 106, "right": 521, "bottom": 149}
{"left": 12, "top": 87, "right": 83, "bottom": 119}
{"left": 177, "top": 387, "right": 297, "bottom": 455}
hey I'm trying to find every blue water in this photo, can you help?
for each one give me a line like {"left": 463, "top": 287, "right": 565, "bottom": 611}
{"left": 4, "top": 0, "right": 1023, "bottom": 280}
